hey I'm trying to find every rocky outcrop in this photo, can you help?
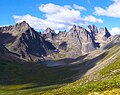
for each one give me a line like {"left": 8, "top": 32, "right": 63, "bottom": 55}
{"left": 104, "top": 35, "right": 120, "bottom": 49}
{"left": 0, "top": 42, "right": 21, "bottom": 62}
{"left": 42, "top": 24, "right": 112, "bottom": 58}
{"left": 68, "top": 25, "right": 95, "bottom": 53}
{"left": 41, "top": 27, "right": 56, "bottom": 41}
{"left": 42, "top": 25, "right": 96, "bottom": 58}
{"left": 88, "top": 25, "right": 111, "bottom": 47}
{"left": 88, "top": 24, "right": 98, "bottom": 40}
{"left": 0, "top": 21, "right": 56, "bottom": 61}
{"left": 0, "top": 21, "right": 112, "bottom": 61}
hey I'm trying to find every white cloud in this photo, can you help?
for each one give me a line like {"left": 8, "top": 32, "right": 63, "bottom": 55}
{"left": 39, "top": 3, "right": 61, "bottom": 14}
{"left": 109, "top": 27, "right": 120, "bottom": 35}
{"left": 13, "top": 14, "right": 68, "bottom": 30}
{"left": 13, "top": 3, "right": 103, "bottom": 31}
{"left": 39, "top": 3, "right": 82, "bottom": 24}
{"left": 94, "top": 0, "right": 120, "bottom": 18}
{"left": 84, "top": 15, "right": 104, "bottom": 23}
{"left": 73, "top": 4, "right": 87, "bottom": 11}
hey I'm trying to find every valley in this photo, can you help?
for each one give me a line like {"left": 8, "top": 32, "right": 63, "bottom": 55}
{"left": 0, "top": 22, "right": 120, "bottom": 95}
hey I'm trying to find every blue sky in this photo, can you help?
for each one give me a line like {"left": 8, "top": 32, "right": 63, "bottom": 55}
{"left": 0, "top": 0, "right": 120, "bottom": 35}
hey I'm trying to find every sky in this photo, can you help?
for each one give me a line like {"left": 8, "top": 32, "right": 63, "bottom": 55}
{"left": 0, "top": 0, "right": 120, "bottom": 35}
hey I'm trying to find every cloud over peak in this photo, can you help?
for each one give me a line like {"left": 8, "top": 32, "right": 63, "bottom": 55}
{"left": 13, "top": 3, "right": 103, "bottom": 30}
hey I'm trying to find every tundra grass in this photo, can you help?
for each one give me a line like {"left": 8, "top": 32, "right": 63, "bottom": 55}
{"left": 0, "top": 44, "right": 120, "bottom": 95}
{"left": 35, "top": 59, "right": 120, "bottom": 95}
{"left": 0, "top": 60, "right": 77, "bottom": 95}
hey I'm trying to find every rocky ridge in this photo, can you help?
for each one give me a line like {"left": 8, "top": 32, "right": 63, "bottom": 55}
{"left": 0, "top": 21, "right": 112, "bottom": 62}
{"left": 0, "top": 21, "right": 56, "bottom": 62}
{"left": 42, "top": 24, "right": 111, "bottom": 58}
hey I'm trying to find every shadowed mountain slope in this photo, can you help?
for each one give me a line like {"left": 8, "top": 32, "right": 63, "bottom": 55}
{"left": 0, "top": 21, "right": 56, "bottom": 61}
{"left": 0, "top": 33, "right": 119, "bottom": 95}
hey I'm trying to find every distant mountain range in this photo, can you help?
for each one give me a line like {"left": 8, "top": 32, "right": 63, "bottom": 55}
{"left": 0, "top": 21, "right": 119, "bottom": 62}
{"left": 0, "top": 21, "right": 120, "bottom": 95}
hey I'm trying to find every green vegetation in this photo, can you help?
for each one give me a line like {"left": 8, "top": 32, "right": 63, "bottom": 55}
{"left": 0, "top": 60, "right": 77, "bottom": 95}
{"left": 0, "top": 44, "right": 120, "bottom": 95}
{"left": 38, "top": 60, "right": 120, "bottom": 95}
{"left": 88, "top": 88, "right": 120, "bottom": 95}
{"left": 102, "top": 44, "right": 120, "bottom": 61}
{"left": 40, "top": 76, "right": 120, "bottom": 95}
{"left": 35, "top": 47, "right": 120, "bottom": 95}
{"left": 99, "top": 59, "right": 120, "bottom": 77}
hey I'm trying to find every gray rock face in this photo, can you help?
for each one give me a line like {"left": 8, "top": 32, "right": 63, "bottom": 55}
{"left": 42, "top": 25, "right": 96, "bottom": 58}
{"left": 42, "top": 24, "right": 111, "bottom": 58}
{"left": 68, "top": 25, "right": 95, "bottom": 53}
{"left": 0, "top": 21, "right": 56, "bottom": 61}
{"left": 104, "top": 35, "right": 120, "bottom": 49}
{"left": 41, "top": 27, "right": 56, "bottom": 41}
{"left": 88, "top": 25, "right": 98, "bottom": 40}
{"left": 0, "top": 21, "right": 112, "bottom": 61}
{"left": 0, "top": 42, "right": 21, "bottom": 62}
{"left": 88, "top": 25, "right": 111, "bottom": 47}
{"left": 98, "top": 27, "right": 111, "bottom": 39}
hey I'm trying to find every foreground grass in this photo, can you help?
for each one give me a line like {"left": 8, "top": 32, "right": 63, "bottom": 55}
{"left": 88, "top": 88, "right": 120, "bottom": 95}
{"left": 0, "top": 60, "right": 78, "bottom": 95}
{"left": 33, "top": 59, "right": 120, "bottom": 95}
{"left": 39, "top": 76, "right": 120, "bottom": 95}
{"left": 0, "top": 44, "right": 120, "bottom": 95}
{"left": 0, "top": 61, "right": 119, "bottom": 95}
{"left": 0, "top": 84, "right": 65, "bottom": 95}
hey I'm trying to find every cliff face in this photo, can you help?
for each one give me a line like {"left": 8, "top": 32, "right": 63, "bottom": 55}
{"left": 0, "top": 21, "right": 112, "bottom": 61}
{"left": 68, "top": 25, "right": 95, "bottom": 53}
{"left": 88, "top": 25, "right": 111, "bottom": 47}
{"left": 41, "top": 24, "right": 112, "bottom": 58}
{"left": 0, "top": 21, "right": 56, "bottom": 61}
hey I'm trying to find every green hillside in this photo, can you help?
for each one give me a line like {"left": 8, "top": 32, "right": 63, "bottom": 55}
{"left": 38, "top": 43, "right": 120, "bottom": 95}
{"left": 40, "top": 59, "right": 120, "bottom": 95}
{"left": 0, "top": 43, "right": 120, "bottom": 95}
{"left": 0, "top": 60, "right": 78, "bottom": 95}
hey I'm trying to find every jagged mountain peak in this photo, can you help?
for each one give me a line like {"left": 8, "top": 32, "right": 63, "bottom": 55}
{"left": 41, "top": 27, "right": 56, "bottom": 41}
{"left": 0, "top": 22, "right": 56, "bottom": 61}
{"left": 15, "top": 21, "right": 30, "bottom": 29}
{"left": 44, "top": 27, "right": 55, "bottom": 34}
{"left": 0, "top": 21, "right": 30, "bottom": 31}
{"left": 88, "top": 24, "right": 111, "bottom": 41}
{"left": 88, "top": 24, "right": 97, "bottom": 29}
{"left": 0, "top": 21, "right": 116, "bottom": 62}
{"left": 0, "top": 21, "right": 31, "bottom": 37}
{"left": 99, "top": 27, "right": 111, "bottom": 38}
{"left": 70, "top": 25, "right": 85, "bottom": 31}
{"left": 71, "top": 24, "right": 77, "bottom": 31}
{"left": 88, "top": 24, "right": 98, "bottom": 34}
{"left": 104, "top": 27, "right": 111, "bottom": 38}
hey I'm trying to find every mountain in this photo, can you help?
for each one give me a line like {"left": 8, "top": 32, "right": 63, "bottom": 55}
{"left": 0, "top": 21, "right": 56, "bottom": 62}
{"left": 42, "top": 24, "right": 111, "bottom": 59}
{"left": 33, "top": 34, "right": 120, "bottom": 95}
{"left": 0, "top": 21, "right": 120, "bottom": 95}
{"left": 88, "top": 25, "right": 111, "bottom": 47}
{"left": 0, "top": 30, "right": 119, "bottom": 95}
{"left": 0, "top": 43, "right": 9, "bottom": 54}
{"left": 0, "top": 21, "right": 113, "bottom": 62}
{"left": 0, "top": 42, "right": 21, "bottom": 62}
